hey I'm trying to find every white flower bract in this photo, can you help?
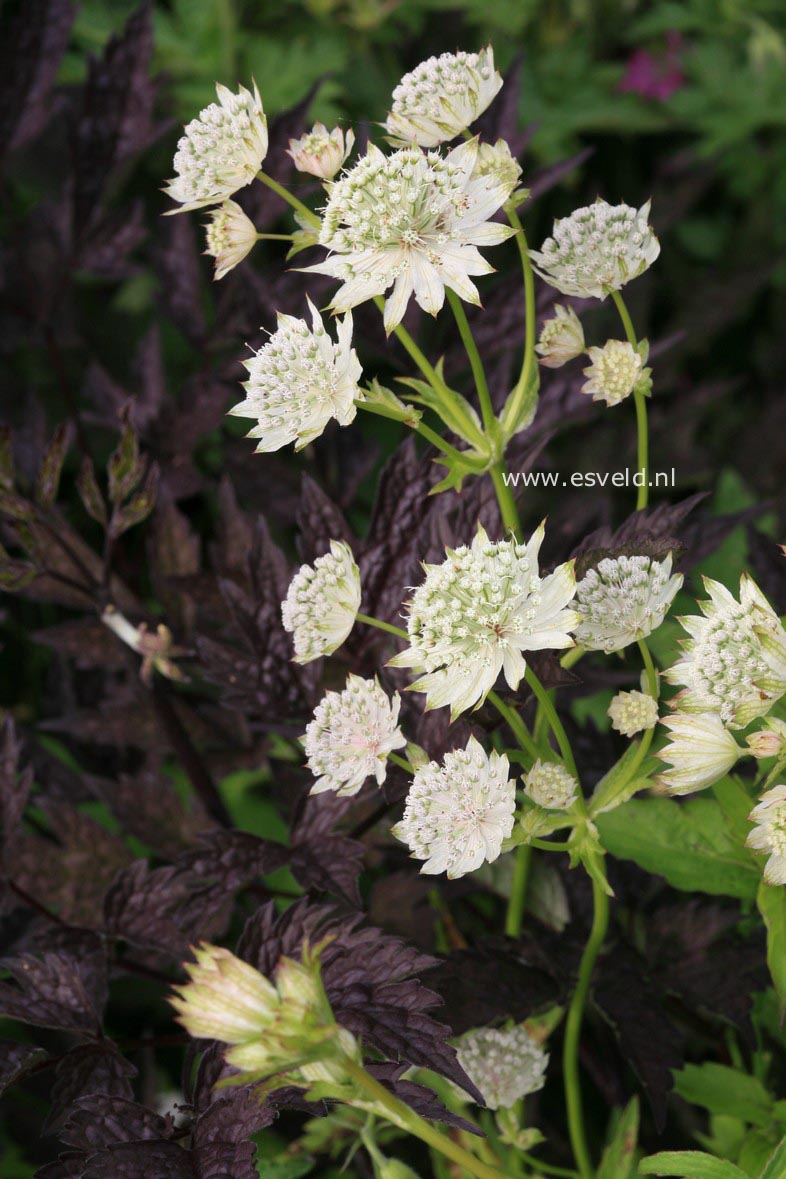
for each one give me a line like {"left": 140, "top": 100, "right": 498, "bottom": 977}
{"left": 392, "top": 737, "right": 515, "bottom": 878}
{"left": 456, "top": 1025, "right": 549, "bottom": 1110}
{"left": 608, "top": 690, "right": 659, "bottom": 737}
{"left": 389, "top": 523, "right": 579, "bottom": 718}
{"left": 204, "top": 199, "right": 258, "bottom": 280}
{"left": 747, "top": 786, "right": 786, "bottom": 886}
{"left": 536, "top": 304, "right": 585, "bottom": 368}
{"left": 664, "top": 575, "right": 786, "bottom": 728}
{"left": 581, "top": 340, "right": 643, "bottom": 406}
{"left": 304, "top": 675, "right": 406, "bottom": 796}
{"left": 287, "top": 123, "right": 355, "bottom": 179}
{"left": 523, "top": 759, "right": 579, "bottom": 810}
{"left": 165, "top": 82, "right": 268, "bottom": 213}
{"left": 657, "top": 712, "right": 741, "bottom": 795}
{"left": 530, "top": 199, "right": 660, "bottom": 299}
{"left": 281, "top": 540, "right": 361, "bottom": 664}
{"left": 302, "top": 139, "right": 517, "bottom": 333}
{"left": 385, "top": 48, "right": 503, "bottom": 147}
{"left": 230, "top": 299, "right": 362, "bottom": 452}
{"left": 575, "top": 554, "right": 682, "bottom": 653}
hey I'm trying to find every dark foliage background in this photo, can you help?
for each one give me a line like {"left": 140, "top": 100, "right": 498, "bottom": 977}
{"left": 1, "top": 0, "right": 785, "bottom": 1175}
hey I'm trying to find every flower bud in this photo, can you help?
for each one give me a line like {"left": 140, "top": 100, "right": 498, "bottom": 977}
{"left": 608, "top": 689, "right": 659, "bottom": 737}
{"left": 524, "top": 759, "right": 579, "bottom": 810}
{"left": 287, "top": 123, "right": 355, "bottom": 179}
{"left": 582, "top": 340, "right": 646, "bottom": 406}
{"left": 535, "top": 305, "right": 585, "bottom": 368}
{"left": 657, "top": 712, "right": 741, "bottom": 795}
{"left": 204, "top": 200, "right": 258, "bottom": 280}
{"left": 746, "top": 718, "right": 786, "bottom": 760}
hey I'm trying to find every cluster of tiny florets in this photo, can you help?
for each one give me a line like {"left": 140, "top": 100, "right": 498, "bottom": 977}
{"left": 392, "top": 738, "right": 515, "bottom": 878}
{"left": 536, "top": 304, "right": 585, "bottom": 368}
{"left": 608, "top": 689, "right": 659, "bottom": 737}
{"left": 523, "top": 759, "right": 579, "bottom": 810}
{"left": 581, "top": 340, "right": 644, "bottom": 406}
{"left": 165, "top": 83, "right": 268, "bottom": 212}
{"left": 575, "top": 554, "right": 682, "bottom": 653}
{"left": 456, "top": 1025, "right": 549, "bottom": 1110}
{"left": 281, "top": 541, "right": 361, "bottom": 664}
{"left": 385, "top": 48, "right": 503, "bottom": 147}
{"left": 530, "top": 199, "right": 660, "bottom": 299}
{"left": 304, "top": 675, "right": 406, "bottom": 797}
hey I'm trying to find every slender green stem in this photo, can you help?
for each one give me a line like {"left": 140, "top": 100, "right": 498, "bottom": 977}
{"left": 764, "top": 755, "right": 786, "bottom": 790}
{"left": 505, "top": 844, "right": 531, "bottom": 938}
{"left": 561, "top": 646, "right": 585, "bottom": 670}
{"left": 356, "top": 612, "right": 407, "bottom": 640}
{"left": 256, "top": 171, "right": 321, "bottom": 229}
{"left": 256, "top": 232, "right": 296, "bottom": 241}
{"left": 531, "top": 838, "right": 573, "bottom": 852}
{"left": 610, "top": 289, "right": 648, "bottom": 511}
{"left": 490, "top": 465, "right": 522, "bottom": 537}
{"left": 389, "top": 752, "right": 416, "bottom": 774}
{"left": 519, "top": 1154, "right": 580, "bottom": 1179}
{"left": 373, "top": 296, "right": 442, "bottom": 388}
{"left": 618, "top": 639, "right": 659, "bottom": 782}
{"left": 501, "top": 204, "right": 538, "bottom": 437}
{"left": 562, "top": 874, "right": 610, "bottom": 1179}
{"left": 524, "top": 666, "right": 578, "bottom": 780}
{"left": 414, "top": 421, "right": 487, "bottom": 469}
{"left": 488, "top": 690, "right": 540, "bottom": 761}
{"left": 341, "top": 1057, "right": 508, "bottom": 1179}
{"left": 447, "top": 289, "right": 496, "bottom": 439}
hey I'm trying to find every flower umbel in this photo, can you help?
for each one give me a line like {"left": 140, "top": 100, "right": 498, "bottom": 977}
{"left": 165, "top": 82, "right": 268, "bottom": 212}
{"left": 530, "top": 198, "right": 660, "bottom": 299}
{"left": 385, "top": 48, "right": 503, "bottom": 147}
{"left": 657, "top": 712, "right": 742, "bottom": 795}
{"left": 456, "top": 1025, "right": 549, "bottom": 1110}
{"left": 523, "top": 759, "right": 579, "bottom": 810}
{"left": 747, "top": 787, "right": 786, "bottom": 886}
{"left": 230, "top": 298, "right": 362, "bottom": 453}
{"left": 304, "top": 675, "right": 406, "bottom": 797}
{"left": 608, "top": 689, "right": 659, "bottom": 737}
{"left": 303, "top": 139, "right": 517, "bottom": 333}
{"left": 575, "top": 554, "right": 682, "bottom": 654}
{"left": 536, "top": 304, "right": 585, "bottom": 368}
{"left": 287, "top": 123, "right": 355, "bottom": 180}
{"left": 282, "top": 540, "right": 361, "bottom": 664}
{"left": 392, "top": 737, "right": 515, "bottom": 878}
{"left": 581, "top": 340, "right": 646, "bottom": 406}
{"left": 204, "top": 199, "right": 258, "bottom": 280}
{"left": 389, "top": 523, "right": 579, "bottom": 718}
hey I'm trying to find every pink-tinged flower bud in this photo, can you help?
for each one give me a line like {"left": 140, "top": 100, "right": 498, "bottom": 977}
{"left": 536, "top": 304, "right": 585, "bottom": 368}
{"left": 287, "top": 123, "right": 355, "bottom": 180}
{"left": 204, "top": 200, "right": 258, "bottom": 280}
{"left": 746, "top": 718, "right": 786, "bottom": 760}
{"left": 170, "top": 943, "right": 279, "bottom": 1043}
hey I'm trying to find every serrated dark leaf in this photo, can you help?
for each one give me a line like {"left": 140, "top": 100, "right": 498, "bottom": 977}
{"left": 79, "top": 1141, "right": 192, "bottom": 1179}
{"left": 44, "top": 1042, "right": 137, "bottom": 1135}
{"left": 153, "top": 212, "right": 207, "bottom": 344}
{"left": 0, "top": 0, "right": 75, "bottom": 157}
{"left": 296, "top": 476, "right": 353, "bottom": 565}
{"left": 0, "top": 717, "right": 33, "bottom": 857}
{"left": 60, "top": 1095, "right": 174, "bottom": 1151}
{"left": 107, "top": 418, "right": 143, "bottom": 505}
{"left": 0, "top": 1039, "right": 48, "bottom": 1097}
{"left": 0, "top": 934, "right": 107, "bottom": 1033}
{"left": 76, "top": 457, "right": 107, "bottom": 526}
{"left": 289, "top": 791, "right": 364, "bottom": 903}
{"left": 35, "top": 423, "right": 74, "bottom": 508}
{"left": 109, "top": 462, "right": 158, "bottom": 538}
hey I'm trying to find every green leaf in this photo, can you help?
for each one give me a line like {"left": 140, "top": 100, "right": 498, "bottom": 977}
{"left": 760, "top": 1135, "right": 786, "bottom": 1179}
{"left": 757, "top": 879, "right": 786, "bottom": 1021}
{"left": 598, "top": 1097, "right": 639, "bottom": 1179}
{"left": 589, "top": 745, "right": 658, "bottom": 817}
{"left": 596, "top": 797, "right": 760, "bottom": 899}
{"left": 674, "top": 1064, "right": 772, "bottom": 1127}
{"left": 638, "top": 1151, "right": 748, "bottom": 1179}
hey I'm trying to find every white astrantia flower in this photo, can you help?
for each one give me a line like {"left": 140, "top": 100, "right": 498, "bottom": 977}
{"left": 304, "top": 675, "right": 406, "bottom": 797}
{"left": 523, "top": 759, "right": 579, "bottom": 810}
{"left": 530, "top": 199, "right": 660, "bottom": 300}
{"left": 389, "top": 523, "right": 580, "bottom": 719}
{"left": 165, "top": 82, "right": 268, "bottom": 213}
{"left": 229, "top": 298, "right": 362, "bottom": 453}
{"left": 536, "top": 304, "right": 585, "bottom": 369}
{"left": 385, "top": 48, "right": 503, "bottom": 148}
{"left": 281, "top": 541, "right": 361, "bottom": 664}
{"left": 657, "top": 712, "right": 742, "bottom": 795}
{"left": 204, "top": 200, "right": 258, "bottom": 280}
{"left": 287, "top": 123, "right": 355, "bottom": 180}
{"left": 456, "top": 1025, "right": 549, "bottom": 1110}
{"left": 302, "top": 139, "right": 518, "bottom": 334}
{"left": 608, "top": 689, "right": 659, "bottom": 737}
{"left": 392, "top": 737, "right": 515, "bottom": 878}
{"left": 664, "top": 575, "right": 786, "bottom": 728}
{"left": 581, "top": 340, "right": 644, "bottom": 406}
{"left": 747, "top": 786, "right": 786, "bottom": 886}
{"left": 472, "top": 139, "right": 523, "bottom": 192}
{"left": 575, "top": 554, "right": 682, "bottom": 654}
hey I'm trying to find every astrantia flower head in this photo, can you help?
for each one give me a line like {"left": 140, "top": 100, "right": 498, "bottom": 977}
{"left": 608, "top": 689, "right": 658, "bottom": 737}
{"left": 523, "top": 759, "right": 579, "bottom": 810}
{"left": 664, "top": 575, "right": 786, "bottom": 728}
{"left": 287, "top": 123, "right": 355, "bottom": 180}
{"left": 747, "top": 786, "right": 786, "bottom": 885}
{"left": 530, "top": 199, "right": 660, "bottom": 299}
{"left": 657, "top": 712, "right": 741, "bottom": 795}
{"left": 303, "top": 139, "right": 517, "bottom": 333}
{"left": 385, "top": 48, "right": 503, "bottom": 147}
{"left": 204, "top": 199, "right": 258, "bottom": 280}
{"left": 575, "top": 554, "right": 682, "bottom": 654}
{"left": 392, "top": 737, "right": 515, "bottom": 878}
{"left": 472, "top": 139, "right": 523, "bottom": 193}
{"left": 304, "top": 675, "right": 406, "bottom": 797}
{"left": 230, "top": 298, "right": 362, "bottom": 452}
{"left": 456, "top": 1025, "right": 549, "bottom": 1110}
{"left": 389, "top": 523, "right": 579, "bottom": 718}
{"left": 536, "top": 304, "right": 586, "bottom": 368}
{"left": 281, "top": 540, "right": 361, "bottom": 664}
{"left": 581, "top": 340, "right": 645, "bottom": 406}
{"left": 165, "top": 82, "right": 268, "bottom": 212}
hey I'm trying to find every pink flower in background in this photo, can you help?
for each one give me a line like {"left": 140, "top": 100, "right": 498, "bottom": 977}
{"left": 619, "top": 31, "right": 685, "bottom": 102}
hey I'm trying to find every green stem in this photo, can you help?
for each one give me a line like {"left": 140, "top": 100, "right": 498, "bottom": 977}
{"left": 520, "top": 1154, "right": 580, "bottom": 1179}
{"left": 490, "top": 465, "right": 522, "bottom": 537}
{"left": 562, "top": 874, "right": 610, "bottom": 1179}
{"left": 341, "top": 1057, "right": 508, "bottom": 1179}
{"left": 504, "top": 844, "right": 531, "bottom": 938}
{"left": 619, "top": 639, "right": 659, "bottom": 782}
{"left": 561, "top": 646, "right": 585, "bottom": 670}
{"left": 524, "top": 666, "right": 578, "bottom": 780}
{"left": 488, "top": 690, "right": 540, "bottom": 761}
{"left": 356, "top": 612, "right": 407, "bottom": 640}
{"left": 447, "top": 289, "right": 496, "bottom": 439}
{"left": 415, "top": 421, "right": 487, "bottom": 469}
{"left": 531, "top": 837, "right": 573, "bottom": 852}
{"left": 389, "top": 752, "right": 416, "bottom": 774}
{"left": 256, "top": 233, "right": 296, "bottom": 241}
{"left": 256, "top": 171, "right": 321, "bottom": 230}
{"left": 501, "top": 204, "right": 538, "bottom": 438}
{"left": 610, "top": 289, "right": 648, "bottom": 511}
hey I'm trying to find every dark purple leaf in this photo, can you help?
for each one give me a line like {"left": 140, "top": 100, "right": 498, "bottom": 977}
{"left": 44, "top": 1042, "right": 137, "bottom": 1135}
{"left": 0, "top": 0, "right": 75, "bottom": 156}
{"left": 0, "top": 1039, "right": 48, "bottom": 1096}
{"left": 0, "top": 933, "right": 107, "bottom": 1033}
{"left": 289, "top": 791, "right": 365, "bottom": 903}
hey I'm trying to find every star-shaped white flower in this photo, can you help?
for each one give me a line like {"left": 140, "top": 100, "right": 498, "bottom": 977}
{"left": 304, "top": 675, "right": 406, "bottom": 797}
{"left": 385, "top": 48, "right": 503, "bottom": 147}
